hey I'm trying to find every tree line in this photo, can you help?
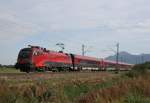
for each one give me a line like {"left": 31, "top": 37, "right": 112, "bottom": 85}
{"left": 0, "top": 64, "right": 14, "bottom": 68}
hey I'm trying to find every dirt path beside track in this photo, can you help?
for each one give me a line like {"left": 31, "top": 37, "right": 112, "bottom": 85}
{"left": 0, "top": 71, "right": 117, "bottom": 81}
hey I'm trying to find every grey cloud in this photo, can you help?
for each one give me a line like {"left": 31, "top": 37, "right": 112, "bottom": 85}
{"left": 1, "top": 0, "right": 150, "bottom": 64}
{"left": 1, "top": 0, "right": 150, "bottom": 35}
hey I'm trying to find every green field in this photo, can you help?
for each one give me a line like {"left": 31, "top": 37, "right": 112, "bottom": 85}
{"left": 0, "top": 64, "right": 150, "bottom": 103}
{"left": 0, "top": 67, "right": 20, "bottom": 73}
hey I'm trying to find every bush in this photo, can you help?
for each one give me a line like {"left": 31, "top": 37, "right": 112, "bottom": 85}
{"left": 133, "top": 62, "right": 150, "bottom": 70}
{"left": 126, "top": 62, "right": 150, "bottom": 78}
{"left": 0, "top": 80, "right": 53, "bottom": 103}
{"left": 124, "top": 94, "right": 150, "bottom": 103}
{"left": 64, "top": 84, "right": 90, "bottom": 102}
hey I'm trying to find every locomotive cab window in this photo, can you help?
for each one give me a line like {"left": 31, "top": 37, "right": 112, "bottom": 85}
{"left": 19, "top": 49, "right": 31, "bottom": 58}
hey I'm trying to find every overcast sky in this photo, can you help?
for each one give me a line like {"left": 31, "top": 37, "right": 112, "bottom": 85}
{"left": 1, "top": 0, "right": 150, "bottom": 64}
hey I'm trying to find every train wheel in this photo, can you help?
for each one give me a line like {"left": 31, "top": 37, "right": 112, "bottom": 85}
{"left": 30, "top": 68, "right": 35, "bottom": 72}
{"left": 26, "top": 69, "right": 30, "bottom": 73}
{"left": 43, "top": 67, "right": 47, "bottom": 72}
{"left": 77, "top": 67, "right": 82, "bottom": 71}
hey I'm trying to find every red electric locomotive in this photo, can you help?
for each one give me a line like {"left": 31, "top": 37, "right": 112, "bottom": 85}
{"left": 15, "top": 45, "right": 133, "bottom": 73}
{"left": 15, "top": 45, "right": 102, "bottom": 72}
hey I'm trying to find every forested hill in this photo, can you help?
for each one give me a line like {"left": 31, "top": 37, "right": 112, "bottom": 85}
{"left": 106, "top": 51, "right": 150, "bottom": 64}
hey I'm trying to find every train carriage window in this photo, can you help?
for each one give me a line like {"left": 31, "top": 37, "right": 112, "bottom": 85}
{"left": 80, "top": 60, "right": 98, "bottom": 65}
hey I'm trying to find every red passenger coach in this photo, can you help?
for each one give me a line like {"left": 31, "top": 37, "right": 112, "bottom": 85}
{"left": 15, "top": 46, "right": 133, "bottom": 73}
{"left": 101, "top": 60, "right": 133, "bottom": 70}
{"left": 74, "top": 55, "right": 101, "bottom": 70}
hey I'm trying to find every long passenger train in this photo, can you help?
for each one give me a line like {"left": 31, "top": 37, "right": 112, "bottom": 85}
{"left": 15, "top": 45, "right": 133, "bottom": 73}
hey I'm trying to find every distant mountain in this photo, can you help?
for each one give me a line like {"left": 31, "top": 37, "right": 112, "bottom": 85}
{"left": 105, "top": 51, "right": 150, "bottom": 64}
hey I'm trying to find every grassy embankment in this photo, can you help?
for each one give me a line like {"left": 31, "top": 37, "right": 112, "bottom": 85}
{"left": 0, "top": 67, "right": 20, "bottom": 73}
{"left": 0, "top": 71, "right": 116, "bottom": 103}
{"left": 0, "top": 63, "right": 150, "bottom": 103}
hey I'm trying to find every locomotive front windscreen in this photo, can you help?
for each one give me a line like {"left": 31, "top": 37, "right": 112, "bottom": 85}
{"left": 18, "top": 48, "right": 32, "bottom": 59}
